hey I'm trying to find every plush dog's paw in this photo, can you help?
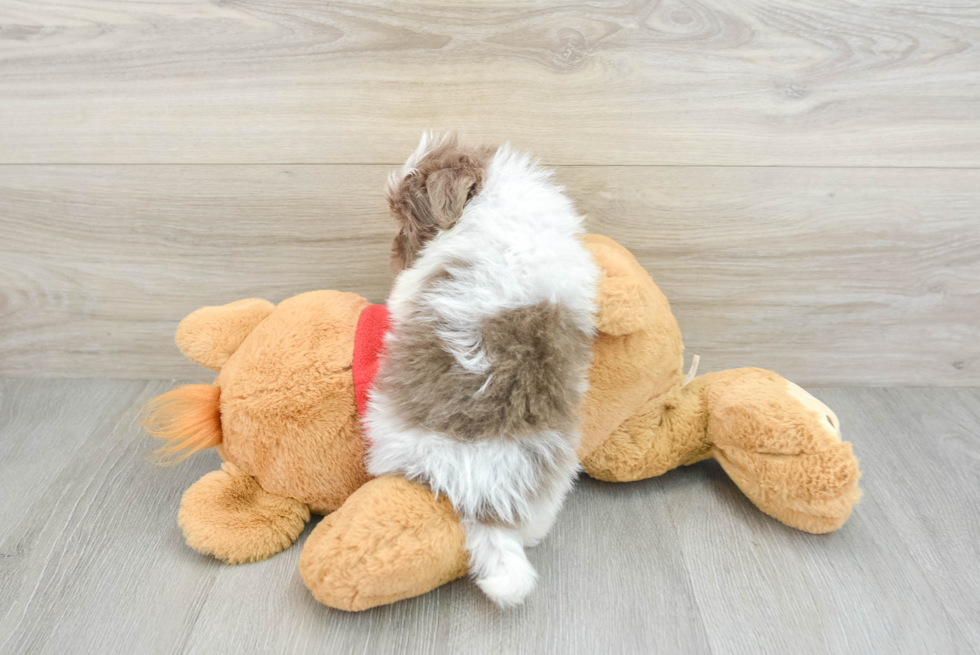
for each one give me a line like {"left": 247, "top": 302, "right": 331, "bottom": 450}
{"left": 179, "top": 462, "right": 310, "bottom": 564}
{"left": 707, "top": 368, "right": 861, "bottom": 533}
{"left": 299, "top": 476, "right": 469, "bottom": 612}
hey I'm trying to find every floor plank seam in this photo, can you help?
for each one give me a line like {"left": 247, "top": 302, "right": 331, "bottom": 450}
{"left": 662, "top": 494, "right": 717, "bottom": 655}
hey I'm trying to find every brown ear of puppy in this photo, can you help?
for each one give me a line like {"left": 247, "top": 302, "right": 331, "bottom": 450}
{"left": 388, "top": 172, "right": 442, "bottom": 274}
{"left": 387, "top": 134, "right": 495, "bottom": 273}
{"left": 425, "top": 167, "right": 478, "bottom": 230}
{"left": 389, "top": 167, "right": 472, "bottom": 273}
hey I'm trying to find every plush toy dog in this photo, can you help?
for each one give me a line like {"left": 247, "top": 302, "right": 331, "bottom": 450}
{"left": 143, "top": 235, "right": 861, "bottom": 611}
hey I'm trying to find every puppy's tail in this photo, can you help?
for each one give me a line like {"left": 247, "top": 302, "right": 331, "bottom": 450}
{"left": 141, "top": 384, "right": 222, "bottom": 464}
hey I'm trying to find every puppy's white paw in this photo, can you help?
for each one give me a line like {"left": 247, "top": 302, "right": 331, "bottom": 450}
{"left": 519, "top": 522, "right": 550, "bottom": 548}
{"left": 476, "top": 560, "right": 538, "bottom": 608}
{"left": 522, "top": 534, "right": 545, "bottom": 548}
{"left": 465, "top": 520, "right": 540, "bottom": 607}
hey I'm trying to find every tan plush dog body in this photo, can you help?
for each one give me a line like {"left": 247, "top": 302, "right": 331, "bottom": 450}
{"left": 145, "top": 235, "right": 861, "bottom": 611}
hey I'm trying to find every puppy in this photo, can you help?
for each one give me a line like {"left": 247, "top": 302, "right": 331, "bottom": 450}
{"left": 364, "top": 133, "right": 598, "bottom": 607}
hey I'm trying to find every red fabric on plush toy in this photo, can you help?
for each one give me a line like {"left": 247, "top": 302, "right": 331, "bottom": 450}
{"left": 352, "top": 304, "right": 390, "bottom": 421}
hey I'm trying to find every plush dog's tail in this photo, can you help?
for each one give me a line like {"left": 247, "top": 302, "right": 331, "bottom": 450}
{"left": 142, "top": 385, "right": 222, "bottom": 464}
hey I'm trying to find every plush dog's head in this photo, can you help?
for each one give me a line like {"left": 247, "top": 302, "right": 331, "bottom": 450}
{"left": 386, "top": 132, "right": 496, "bottom": 273}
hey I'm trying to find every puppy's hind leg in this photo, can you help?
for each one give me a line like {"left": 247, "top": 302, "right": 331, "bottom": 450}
{"left": 464, "top": 519, "right": 537, "bottom": 607}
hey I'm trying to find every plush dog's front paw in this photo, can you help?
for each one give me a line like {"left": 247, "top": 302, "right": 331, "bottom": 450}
{"left": 706, "top": 368, "right": 862, "bottom": 533}
{"left": 299, "top": 476, "right": 468, "bottom": 611}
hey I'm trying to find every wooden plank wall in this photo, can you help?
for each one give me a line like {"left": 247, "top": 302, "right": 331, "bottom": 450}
{"left": 1, "top": 0, "right": 978, "bottom": 383}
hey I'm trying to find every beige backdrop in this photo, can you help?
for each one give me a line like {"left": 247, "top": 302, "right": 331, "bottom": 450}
{"left": 1, "top": 0, "right": 978, "bottom": 384}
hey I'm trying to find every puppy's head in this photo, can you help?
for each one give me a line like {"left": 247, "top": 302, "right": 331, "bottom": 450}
{"left": 386, "top": 132, "right": 495, "bottom": 273}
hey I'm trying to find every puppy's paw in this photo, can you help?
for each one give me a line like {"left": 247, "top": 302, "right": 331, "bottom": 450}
{"left": 476, "top": 557, "right": 538, "bottom": 608}
{"left": 520, "top": 528, "right": 547, "bottom": 548}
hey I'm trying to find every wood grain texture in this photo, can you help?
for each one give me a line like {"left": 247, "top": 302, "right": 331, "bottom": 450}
{"left": 1, "top": 0, "right": 979, "bottom": 165}
{"left": 0, "top": 380, "right": 226, "bottom": 655}
{"left": 669, "top": 388, "right": 980, "bottom": 655}
{"left": 1, "top": 380, "right": 978, "bottom": 654}
{"left": 818, "top": 387, "right": 980, "bottom": 648}
{"left": 1, "top": 164, "right": 977, "bottom": 383}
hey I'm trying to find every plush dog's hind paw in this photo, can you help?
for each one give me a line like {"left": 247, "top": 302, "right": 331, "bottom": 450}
{"left": 178, "top": 462, "right": 310, "bottom": 564}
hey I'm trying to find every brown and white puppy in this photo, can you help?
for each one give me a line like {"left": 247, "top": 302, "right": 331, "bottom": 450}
{"left": 365, "top": 133, "right": 598, "bottom": 607}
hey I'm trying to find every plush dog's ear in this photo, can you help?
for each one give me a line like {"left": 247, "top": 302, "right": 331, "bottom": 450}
{"left": 175, "top": 298, "right": 275, "bottom": 371}
{"left": 425, "top": 167, "right": 478, "bottom": 230}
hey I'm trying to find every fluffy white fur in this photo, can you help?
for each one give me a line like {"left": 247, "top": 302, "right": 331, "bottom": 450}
{"left": 366, "top": 137, "right": 598, "bottom": 607}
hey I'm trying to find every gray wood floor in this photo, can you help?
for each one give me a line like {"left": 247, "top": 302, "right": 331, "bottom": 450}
{"left": 1, "top": 381, "right": 977, "bottom": 654}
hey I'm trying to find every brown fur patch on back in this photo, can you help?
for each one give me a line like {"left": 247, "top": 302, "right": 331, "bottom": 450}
{"left": 388, "top": 135, "right": 496, "bottom": 273}
{"left": 377, "top": 300, "right": 593, "bottom": 442}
